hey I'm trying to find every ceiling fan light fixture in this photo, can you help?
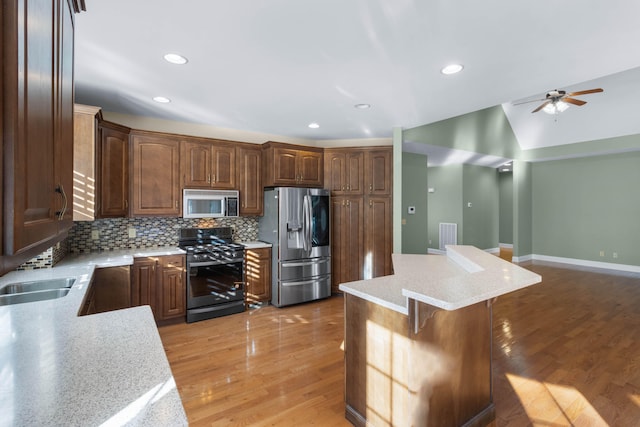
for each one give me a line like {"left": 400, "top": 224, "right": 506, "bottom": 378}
{"left": 354, "top": 103, "right": 371, "bottom": 109}
{"left": 543, "top": 101, "right": 569, "bottom": 115}
{"left": 441, "top": 64, "right": 464, "bottom": 75}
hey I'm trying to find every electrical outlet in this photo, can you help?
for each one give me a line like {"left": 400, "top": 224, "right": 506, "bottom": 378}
{"left": 128, "top": 227, "right": 136, "bottom": 238}
{"left": 613, "top": 252, "right": 618, "bottom": 258}
{"left": 91, "top": 230, "right": 99, "bottom": 240}
{"left": 599, "top": 250, "right": 605, "bottom": 257}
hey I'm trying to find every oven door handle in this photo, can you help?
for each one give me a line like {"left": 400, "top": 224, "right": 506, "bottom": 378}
{"left": 282, "top": 279, "right": 322, "bottom": 287}
{"left": 188, "top": 261, "right": 219, "bottom": 267}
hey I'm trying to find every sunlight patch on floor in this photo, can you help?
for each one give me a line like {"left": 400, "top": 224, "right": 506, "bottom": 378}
{"left": 506, "top": 373, "right": 608, "bottom": 426}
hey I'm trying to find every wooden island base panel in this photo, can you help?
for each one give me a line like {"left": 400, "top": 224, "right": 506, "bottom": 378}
{"left": 340, "top": 246, "right": 542, "bottom": 427}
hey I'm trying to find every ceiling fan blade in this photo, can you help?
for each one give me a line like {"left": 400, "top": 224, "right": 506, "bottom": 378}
{"left": 566, "top": 88, "right": 603, "bottom": 97}
{"left": 531, "top": 101, "right": 551, "bottom": 113}
{"left": 563, "top": 97, "right": 586, "bottom": 106}
{"left": 513, "top": 98, "right": 546, "bottom": 106}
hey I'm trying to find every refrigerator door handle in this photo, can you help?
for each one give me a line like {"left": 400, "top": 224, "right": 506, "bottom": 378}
{"left": 303, "top": 194, "right": 312, "bottom": 253}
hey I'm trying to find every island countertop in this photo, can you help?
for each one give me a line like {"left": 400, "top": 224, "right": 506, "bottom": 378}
{"left": 0, "top": 252, "right": 188, "bottom": 426}
{"left": 339, "top": 245, "right": 542, "bottom": 314}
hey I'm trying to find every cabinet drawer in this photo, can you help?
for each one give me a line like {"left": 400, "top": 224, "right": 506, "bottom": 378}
{"left": 161, "top": 255, "right": 184, "bottom": 269}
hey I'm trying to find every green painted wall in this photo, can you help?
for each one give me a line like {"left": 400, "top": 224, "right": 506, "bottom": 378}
{"left": 403, "top": 106, "right": 521, "bottom": 160}
{"left": 426, "top": 165, "right": 463, "bottom": 250}
{"left": 513, "top": 160, "right": 533, "bottom": 258}
{"left": 532, "top": 151, "right": 640, "bottom": 265}
{"left": 521, "top": 133, "right": 640, "bottom": 162}
{"left": 462, "top": 165, "right": 499, "bottom": 250}
{"left": 401, "top": 152, "right": 429, "bottom": 254}
{"left": 499, "top": 172, "right": 514, "bottom": 244}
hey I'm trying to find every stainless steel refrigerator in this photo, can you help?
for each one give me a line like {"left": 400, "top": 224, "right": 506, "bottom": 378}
{"left": 258, "top": 187, "right": 331, "bottom": 307}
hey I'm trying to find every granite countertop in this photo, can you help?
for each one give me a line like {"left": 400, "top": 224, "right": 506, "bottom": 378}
{"left": 241, "top": 240, "right": 272, "bottom": 249}
{"left": 339, "top": 245, "right": 542, "bottom": 315}
{"left": 0, "top": 250, "right": 188, "bottom": 426}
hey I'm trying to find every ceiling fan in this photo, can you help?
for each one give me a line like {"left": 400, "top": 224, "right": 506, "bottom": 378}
{"left": 514, "top": 88, "right": 604, "bottom": 114}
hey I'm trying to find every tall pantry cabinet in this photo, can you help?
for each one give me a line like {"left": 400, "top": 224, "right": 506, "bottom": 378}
{"left": 1, "top": 0, "right": 82, "bottom": 274}
{"left": 325, "top": 147, "right": 393, "bottom": 293}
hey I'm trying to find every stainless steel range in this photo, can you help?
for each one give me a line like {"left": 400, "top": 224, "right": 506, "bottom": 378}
{"left": 179, "top": 227, "right": 245, "bottom": 323}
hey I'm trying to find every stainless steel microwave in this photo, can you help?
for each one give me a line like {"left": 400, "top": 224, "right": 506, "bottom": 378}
{"left": 183, "top": 189, "right": 239, "bottom": 218}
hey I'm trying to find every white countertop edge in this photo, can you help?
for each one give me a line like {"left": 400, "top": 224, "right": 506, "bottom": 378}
{"left": 445, "top": 245, "right": 484, "bottom": 273}
{"left": 241, "top": 241, "right": 272, "bottom": 249}
{"left": 339, "top": 284, "right": 408, "bottom": 315}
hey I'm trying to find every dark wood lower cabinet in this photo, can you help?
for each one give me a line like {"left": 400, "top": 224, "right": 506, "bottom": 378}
{"left": 92, "top": 266, "right": 131, "bottom": 314}
{"left": 245, "top": 247, "right": 271, "bottom": 304}
{"left": 131, "top": 255, "right": 185, "bottom": 321}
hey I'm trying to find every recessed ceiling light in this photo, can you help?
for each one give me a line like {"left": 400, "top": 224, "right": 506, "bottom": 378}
{"left": 354, "top": 103, "right": 371, "bottom": 109}
{"left": 308, "top": 122, "right": 320, "bottom": 129}
{"left": 163, "top": 53, "right": 188, "bottom": 65}
{"left": 153, "top": 96, "right": 171, "bottom": 103}
{"left": 441, "top": 64, "right": 464, "bottom": 75}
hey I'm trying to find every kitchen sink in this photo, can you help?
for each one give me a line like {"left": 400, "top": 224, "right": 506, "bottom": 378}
{"left": 0, "top": 288, "right": 71, "bottom": 306}
{"left": 0, "top": 278, "right": 75, "bottom": 295}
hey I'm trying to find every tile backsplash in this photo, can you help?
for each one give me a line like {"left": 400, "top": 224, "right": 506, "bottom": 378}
{"left": 68, "top": 216, "right": 260, "bottom": 253}
{"left": 17, "top": 216, "right": 259, "bottom": 270}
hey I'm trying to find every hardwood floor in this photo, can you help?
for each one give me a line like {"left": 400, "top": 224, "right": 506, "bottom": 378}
{"left": 159, "top": 256, "right": 640, "bottom": 426}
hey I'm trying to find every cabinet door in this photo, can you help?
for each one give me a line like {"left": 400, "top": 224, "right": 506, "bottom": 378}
{"left": 159, "top": 256, "right": 185, "bottom": 320}
{"left": 330, "top": 197, "right": 364, "bottom": 293}
{"left": 272, "top": 148, "right": 299, "bottom": 185}
{"left": 161, "top": 268, "right": 185, "bottom": 319}
{"left": 131, "top": 258, "right": 158, "bottom": 318}
{"left": 98, "top": 124, "right": 129, "bottom": 217}
{"left": 364, "top": 197, "right": 393, "bottom": 279}
{"left": 54, "top": 0, "right": 75, "bottom": 232}
{"left": 237, "top": 146, "right": 263, "bottom": 215}
{"left": 365, "top": 149, "right": 392, "bottom": 196}
{"left": 211, "top": 145, "right": 236, "bottom": 189}
{"left": 182, "top": 140, "right": 212, "bottom": 188}
{"left": 298, "top": 150, "right": 323, "bottom": 187}
{"left": 346, "top": 152, "right": 365, "bottom": 194}
{"left": 5, "top": 0, "right": 59, "bottom": 254}
{"left": 245, "top": 248, "right": 271, "bottom": 303}
{"left": 131, "top": 134, "right": 181, "bottom": 216}
{"left": 325, "top": 151, "right": 346, "bottom": 193}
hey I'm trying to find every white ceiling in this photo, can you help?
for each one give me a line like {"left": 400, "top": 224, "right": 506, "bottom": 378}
{"left": 75, "top": 0, "right": 640, "bottom": 158}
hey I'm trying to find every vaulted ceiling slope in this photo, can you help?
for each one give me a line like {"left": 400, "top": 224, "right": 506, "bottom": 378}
{"left": 74, "top": 1, "right": 640, "bottom": 150}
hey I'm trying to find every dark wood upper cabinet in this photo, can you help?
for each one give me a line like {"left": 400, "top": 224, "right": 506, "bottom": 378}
{"left": 365, "top": 148, "right": 393, "bottom": 196}
{"left": 2, "top": 0, "right": 78, "bottom": 272}
{"left": 262, "top": 142, "right": 323, "bottom": 188}
{"left": 324, "top": 149, "right": 364, "bottom": 195}
{"left": 98, "top": 121, "right": 130, "bottom": 218}
{"left": 236, "top": 144, "right": 263, "bottom": 216}
{"left": 181, "top": 138, "right": 236, "bottom": 189}
{"left": 130, "top": 131, "right": 181, "bottom": 217}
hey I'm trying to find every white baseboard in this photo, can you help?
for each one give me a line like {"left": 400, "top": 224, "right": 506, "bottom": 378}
{"left": 499, "top": 243, "right": 513, "bottom": 249}
{"left": 427, "top": 248, "right": 445, "bottom": 255}
{"left": 486, "top": 247, "right": 500, "bottom": 254}
{"left": 513, "top": 253, "right": 640, "bottom": 275}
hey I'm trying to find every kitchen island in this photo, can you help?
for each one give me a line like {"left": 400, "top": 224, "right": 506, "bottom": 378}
{"left": 0, "top": 248, "right": 188, "bottom": 427}
{"left": 339, "top": 246, "right": 541, "bottom": 427}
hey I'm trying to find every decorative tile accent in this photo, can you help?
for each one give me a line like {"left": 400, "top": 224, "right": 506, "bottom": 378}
{"left": 16, "top": 248, "right": 53, "bottom": 270}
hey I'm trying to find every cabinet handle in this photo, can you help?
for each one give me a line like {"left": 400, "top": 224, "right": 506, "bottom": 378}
{"left": 369, "top": 184, "right": 373, "bottom": 193}
{"left": 347, "top": 185, "right": 350, "bottom": 191}
{"left": 55, "top": 184, "right": 68, "bottom": 220}
{"left": 175, "top": 200, "right": 178, "bottom": 209}
{"left": 207, "top": 174, "right": 211, "bottom": 184}
{"left": 369, "top": 200, "right": 373, "bottom": 207}
{"left": 213, "top": 174, "right": 216, "bottom": 184}
{"left": 342, "top": 185, "right": 345, "bottom": 191}
{"left": 125, "top": 199, "right": 128, "bottom": 209}
{"left": 347, "top": 200, "right": 350, "bottom": 206}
